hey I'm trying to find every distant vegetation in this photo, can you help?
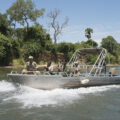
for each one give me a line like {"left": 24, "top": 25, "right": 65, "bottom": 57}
{"left": 0, "top": 0, "right": 120, "bottom": 66}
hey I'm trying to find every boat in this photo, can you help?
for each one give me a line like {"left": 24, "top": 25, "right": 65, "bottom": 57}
{"left": 8, "top": 48, "right": 120, "bottom": 90}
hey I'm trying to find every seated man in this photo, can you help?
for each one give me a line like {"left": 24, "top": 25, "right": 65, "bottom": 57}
{"left": 25, "top": 56, "right": 37, "bottom": 71}
{"left": 45, "top": 61, "right": 53, "bottom": 72}
{"left": 22, "top": 56, "right": 38, "bottom": 74}
{"left": 58, "top": 60, "right": 63, "bottom": 72}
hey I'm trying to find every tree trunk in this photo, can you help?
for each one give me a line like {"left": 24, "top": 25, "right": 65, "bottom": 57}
{"left": 25, "top": 18, "right": 29, "bottom": 32}
{"left": 54, "top": 34, "right": 57, "bottom": 44}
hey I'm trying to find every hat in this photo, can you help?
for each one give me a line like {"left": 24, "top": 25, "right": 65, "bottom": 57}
{"left": 29, "top": 56, "right": 33, "bottom": 59}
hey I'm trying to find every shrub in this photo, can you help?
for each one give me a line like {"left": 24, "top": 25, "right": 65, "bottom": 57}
{"left": 0, "top": 33, "right": 20, "bottom": 66}
{"left": 23, "top": 41, "right": 43, "bottom": 62}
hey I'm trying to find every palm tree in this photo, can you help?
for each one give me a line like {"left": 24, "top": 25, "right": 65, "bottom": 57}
{"left": 85, "top": 28, "right": 93, "bottom": 40}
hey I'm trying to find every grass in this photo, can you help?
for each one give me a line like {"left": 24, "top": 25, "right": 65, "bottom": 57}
{"left": 12, "top": 58, "right": 25, "bottom": 66}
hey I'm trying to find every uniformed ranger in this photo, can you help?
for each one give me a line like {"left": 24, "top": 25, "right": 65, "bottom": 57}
{"left": 45, "top": 61, "right": 53, "bottom": 72}
{"left": 25, "top": 56, "right": 37, "bottom": 71}
{"left": 73, "top": 61, "right": 80, "bottom": 76}
{"left": 58, "top": 60, "right": 63, "bottom": 72}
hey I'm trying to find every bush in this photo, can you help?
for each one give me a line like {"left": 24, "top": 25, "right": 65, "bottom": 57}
{"left": 0, "top": 33, "right": 20, "bottom": 66}
{"left": 23, "top": 26, "right": 52, "bottom": 48}
{"left": 106, "top": 53, "right": 118, "bottom": 64}
{"left": 22, "top": 26, "right": 52, "bottom": 62}
{"left": 23, "top": 41, "right": 43, "bottom": 62}
{"left": 12, "top": 58, "right": 25, "bottom": 65}
{"left": 86, "top": 54, "right": 97, "bottom": 65}
{"left": 57, "top": 42, "right": 75, "bottom": 61}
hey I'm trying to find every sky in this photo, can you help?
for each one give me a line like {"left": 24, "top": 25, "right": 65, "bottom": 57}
{"left": 0, "top": 0, "right": 120, "bottom": 44}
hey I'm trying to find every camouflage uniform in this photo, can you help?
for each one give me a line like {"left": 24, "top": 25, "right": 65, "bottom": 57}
{"left": 25, "top": 61, "right": 37, "bottom": 71}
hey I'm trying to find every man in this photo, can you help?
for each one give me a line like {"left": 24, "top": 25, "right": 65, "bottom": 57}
{"left": 73, "top": 61, "right": 80, "bottom": 76}
{"left": 58, "top": 60, "right": 63, "bottom": 72}
{"left": 25, "top": 56, "right": 37, "bottom": 71}
{"left": 45, "top": 61, "right": 53, "bottom": 72}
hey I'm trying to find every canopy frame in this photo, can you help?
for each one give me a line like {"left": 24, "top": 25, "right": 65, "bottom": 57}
{"left": 67, "top": 48, "right": 107, "bottom": 76}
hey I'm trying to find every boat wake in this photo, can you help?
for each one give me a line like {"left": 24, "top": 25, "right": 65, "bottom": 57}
{"left": 0, "top": 80, "right": 120, "bottom": 108}
{"left": 0, "top": 80, "right": 16, "bottom": 92}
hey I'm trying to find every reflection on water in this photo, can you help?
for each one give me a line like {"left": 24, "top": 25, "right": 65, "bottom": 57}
{"left": 0, "top": 68, "right": 11, "bottom": 80}
{"left": 0, "top": 68, "right": 22, "bottom": 80}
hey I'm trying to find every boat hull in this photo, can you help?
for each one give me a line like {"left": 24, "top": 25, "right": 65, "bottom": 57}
{"left": 8, "top": 74, "right": 120, "bottom": 89}
{"left": 8, "top": 74, "right": 82, "bottom": 89}
{"left": 80, "top": 76, "right": 120, "bottom": 87}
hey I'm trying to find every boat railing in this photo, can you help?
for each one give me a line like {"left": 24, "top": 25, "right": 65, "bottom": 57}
{"left": 10, "top": 71, "right": 18, "bottom": 74}
{"left": 66, "top": 48, "right": 108, "bottom": 77}
{"left": 10, "top": 71, "right": 51, "bottom": 75}
{"left": 10, "top": 69, "right": 118, "bottom": 78}
{"left": 10, "top": 70, "right": 70, "bottom": 77}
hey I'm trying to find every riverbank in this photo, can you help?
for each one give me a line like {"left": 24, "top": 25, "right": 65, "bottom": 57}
{"left": 0, "top": 65, "right": 24, "bottom": 69}
{"left": 0, "top": 64, "right": 57, "bottom": 69}
{"left": 0, "top": 64, "right": 120, "bottom": 69}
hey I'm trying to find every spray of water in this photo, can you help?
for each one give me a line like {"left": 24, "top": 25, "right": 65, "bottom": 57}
{"left": 0, "top": 80, "right": 16, "bottom": 92}
{"left": 0, "top": 80, "right": 120, "bottom": 108}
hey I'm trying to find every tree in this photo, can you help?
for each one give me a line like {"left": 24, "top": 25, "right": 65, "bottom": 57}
{"left": 23, "top": 25, "right": 52, "bottom": 62}
{"left": 23, "top": 25, "right": 52, "bottom": 47}
{"left": 0, "top": 33, "right": 20, "bottom": 66}
{"left": 57, "top": 42, "right": 75, "bottom": 60}
{"left": 23, "top": 42, "right": 42, "bottom": 62}
{"left": 7, "top": 0, "right": 45, "bottom": 31}
{"left": 85, "top": 39, "right": 98, "bottom": 48}
{"left": 101, "top": 36, "right": 118, "bottom": 55}
{"left": 0, "top": 13, "right": 10, "bottom": 36}
{"left": 85, "top": 28, "right": 93, "bottom": 40}
{"left": 48, "top": 9, "right": 69, "bottom": 44}
{"left": 74, "top": 41, "right": 92, "bottom": 49}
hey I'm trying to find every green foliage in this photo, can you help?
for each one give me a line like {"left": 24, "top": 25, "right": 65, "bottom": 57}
{"left": 11, "top": 38, "right": 20, "bottom": 58}
{"left": 74, "top": 41, "right": 92, "bottom": 49}
{"left": 0, "top": 13, "right": 10, "bottom": 36}
{"left": 107, "top": 53, "right": 118, "bottom": 64}
{"left": 74, "top": 40, "right": 97, "bottom": 49}
{"left": 0, "top": 46, "right": 5, "bottom": 57}
{"left": 51, "top": 45, "right": 57, "bottom": 55}
{"left": 22, "top": 26, "right": 52, "bottom": 62}
{"left": 57, "top": 42, "right": 75, "bottom": 61}
{"left": 23, "top": 42, "right": 43, "bottom": 62}
{"left": 57, "top": 42, "right": 75, "bottom": 53}
{"left": 7, "top": 0, "right": 45, "bottom": 30}
{"left": 0, "top": 1, "right": 120, "bottom": 66}
{"left": 12, "top": 58, "right": 25, "bottom": 65}
{"left": 86, "top": 55, "right": 97, "bottom": 65}
{"left": 24, "top": 26, "right": 52, "bottom": 47}
{"left": 15, "top": 28, "right": 25, "bottom": 45}
{"left": 85, "top": 39, "right": 98, "bottom": 48}
{"left": 85, "top": 28, "right": 93, "bottom": 40}
{"left": 0, "top": 33, "right": 20, "bottom": 66}
{"left": 101, "top": 36, "right": 118, "bottom": 55}
{"left": 0, "top": 33, "right": 12, "bottom": 65}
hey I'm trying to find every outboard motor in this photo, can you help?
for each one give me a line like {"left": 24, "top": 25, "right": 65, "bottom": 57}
{"left": 109, "top": 68, "right": 118, "bottom": 76}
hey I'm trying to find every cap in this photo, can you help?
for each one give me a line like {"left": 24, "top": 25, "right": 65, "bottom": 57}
{"left": 29, "top": 56, "right": 33, "bottom": 59}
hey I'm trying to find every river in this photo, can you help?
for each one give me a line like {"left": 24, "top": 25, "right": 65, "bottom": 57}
{"left": 0, "top": 67, "right": 120, "bottom": 120}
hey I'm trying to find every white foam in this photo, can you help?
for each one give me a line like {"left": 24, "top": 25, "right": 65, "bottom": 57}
{"left": 5, "top": 84, "right": 120, "bottom": 108}
{"left": 0, "top": 80, "right": 15, "bottom": 92}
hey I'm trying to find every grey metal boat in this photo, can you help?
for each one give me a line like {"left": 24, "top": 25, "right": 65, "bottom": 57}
{"left": 8, "top": 48, "right": 120, "bottom": 89}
